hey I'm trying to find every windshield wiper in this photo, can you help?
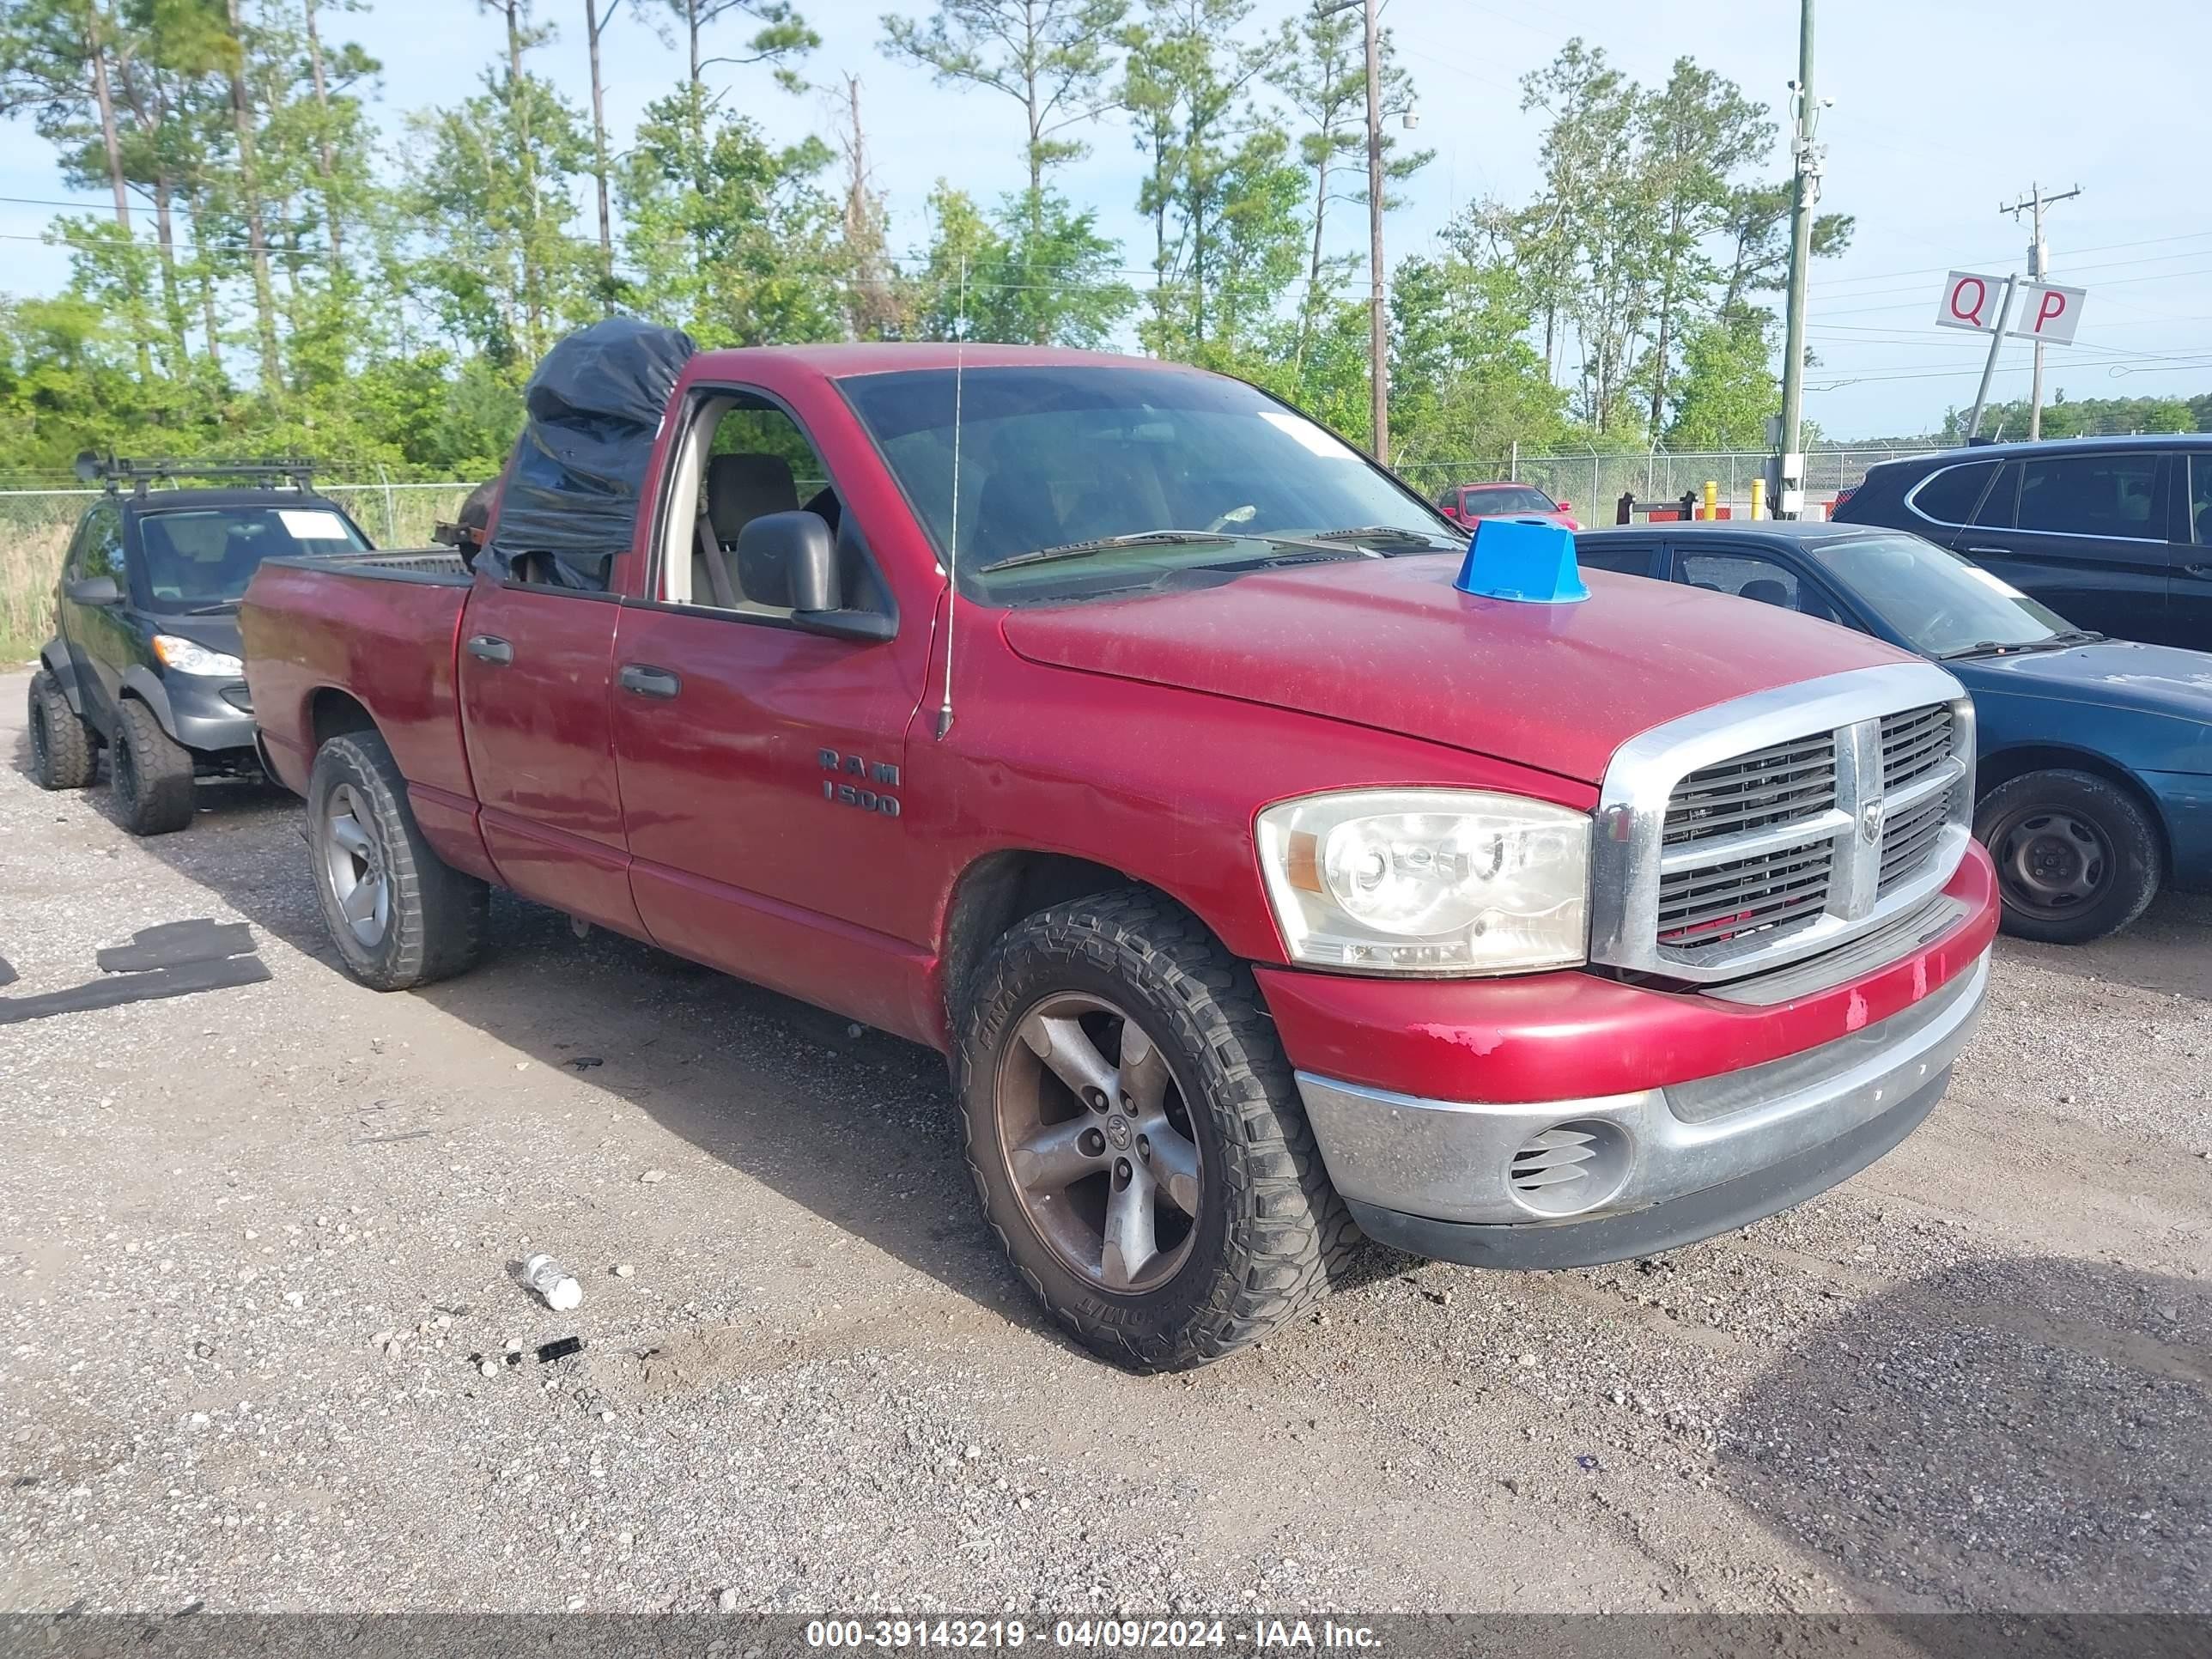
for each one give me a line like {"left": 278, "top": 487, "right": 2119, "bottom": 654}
{"left": 977, "top": 530, "right": 1239, "bottom": 574}
{"left": 183, "top": 600, "right": 241, "bottom": 615}
{"left": 1943, "top": 635, "right": 2081, "bottom": 660}
{"left": 1304, "top": 525, "right": 1461, "bottom": 549}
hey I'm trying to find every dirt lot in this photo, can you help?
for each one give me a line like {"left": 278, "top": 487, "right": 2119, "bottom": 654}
{"left": 1, "top": 667, "right": 2208, "bottom": 1618}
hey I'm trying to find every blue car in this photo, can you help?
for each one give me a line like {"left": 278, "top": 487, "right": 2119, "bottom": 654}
{"left": 1577, "top": 520, "right": 2212, "bottom": 944}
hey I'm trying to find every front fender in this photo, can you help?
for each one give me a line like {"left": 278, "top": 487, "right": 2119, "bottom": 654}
{"left": 119, "top": 664, "right": 179, "bottom": 740}
{"left": 38, "top": 641, "right": 84, "bottom": 715}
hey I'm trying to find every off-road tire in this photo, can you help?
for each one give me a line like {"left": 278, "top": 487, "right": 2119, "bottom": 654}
{"left": 27, "top": 670, "right": 96, "bottom": 790}
{"left": 111, "top": 697, "right": 197, "bottom": 835}
{"left": 1976, "top": 769, "right": 2161, "bottom": 945}
{"left": 307, "top": 731, "right": 489, "bottom": 990}
{"left": 958, "top": 889, "right": 1363, "bottom": 1371}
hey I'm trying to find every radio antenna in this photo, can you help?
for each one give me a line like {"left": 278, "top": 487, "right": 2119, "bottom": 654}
{"left": 934, "top": 256, "right": 967, "bottom": 740}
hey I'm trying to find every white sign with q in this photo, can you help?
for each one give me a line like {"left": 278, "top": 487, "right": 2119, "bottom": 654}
{"left": 1936, "top": 270, "right": 2006, "bottom": 333}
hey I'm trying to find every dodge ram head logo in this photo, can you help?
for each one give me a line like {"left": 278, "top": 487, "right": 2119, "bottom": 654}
{"left": 1859, "top": 799, "right": 1887, "bottom": 846}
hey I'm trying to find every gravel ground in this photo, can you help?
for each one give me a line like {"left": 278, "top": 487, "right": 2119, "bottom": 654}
{"left": 1, "top": 669, "right": 2207, "bottom": 1618}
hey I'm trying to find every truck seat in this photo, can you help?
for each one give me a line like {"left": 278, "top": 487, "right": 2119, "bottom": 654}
{"left": 702, "top": 453, "right": 799, "bottom": 605}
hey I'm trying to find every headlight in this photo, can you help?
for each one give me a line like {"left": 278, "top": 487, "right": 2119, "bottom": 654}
{"left": 151, "top": 635, "right": 244, "bottom": 677}
{"left": 1256, "top": 790, "right": 1590, "bottom": 975}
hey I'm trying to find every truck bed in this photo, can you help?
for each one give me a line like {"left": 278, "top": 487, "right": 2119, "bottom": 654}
{"left": 240, "top": 551, "right": 479, "bottom": 813}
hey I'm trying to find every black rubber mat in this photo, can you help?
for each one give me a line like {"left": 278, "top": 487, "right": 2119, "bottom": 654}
{"left": 0, "top": 921, "right": 270, "bottom": 1027}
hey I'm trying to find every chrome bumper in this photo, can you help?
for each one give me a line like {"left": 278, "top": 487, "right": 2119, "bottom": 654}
{"left": 1297, "top": 951, "right": 1989, "bottom": 1238}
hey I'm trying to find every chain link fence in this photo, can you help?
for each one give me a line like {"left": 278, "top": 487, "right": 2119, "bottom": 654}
{"left": 1395, "top": 447, "right": 1946, "bottom": 520}
{"left": 3, "top": 481, "right": 477, "bottom": 661}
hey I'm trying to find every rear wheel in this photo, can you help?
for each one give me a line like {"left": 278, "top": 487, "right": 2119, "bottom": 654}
{"left": 307, "top": 731, "right": 488, "bottom": 990}
{"left": 1976, "top": 769, "right": 2160, "bottom": 945}
{"left": 111, "top": 698, "right": 196, "bottom": 835}
{"left": 27, "top": 671, "right": 96, "bottom": 790}
{"left": 957, "top": 890, "right": 1359, "bottom": 1371}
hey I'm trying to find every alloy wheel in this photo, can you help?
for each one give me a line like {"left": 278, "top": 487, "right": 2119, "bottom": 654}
{"left": 322, "top": 783, "right": 392, "bottom": 946}
{"left": 993, "top": 992, "right": 1206, "bottom": 1293}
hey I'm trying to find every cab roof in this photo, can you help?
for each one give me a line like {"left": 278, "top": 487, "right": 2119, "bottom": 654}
{"left": 687, "top": 343, "right": 1190, "bottom": 380}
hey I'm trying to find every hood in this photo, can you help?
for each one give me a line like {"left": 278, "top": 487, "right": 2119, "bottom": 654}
{"left": 147, "top": 610, "right": 244, "bottom": 659}
{"left": 1000, "top": 556, "right": 1920, "bottom": 786}
{"left": 1949, "top": 638, "right": 2212, "bottom": 725}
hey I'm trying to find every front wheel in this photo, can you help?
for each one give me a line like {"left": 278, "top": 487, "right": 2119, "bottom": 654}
{"left": 957, "top": 890, "right": 1359, "bottom": 1371}
{"left": 307, "top": 731, "right": 489, "bottom": 990}
{"left": 111, "top": 697, "right": 197, "bottom": 835}
{"left": 1975, "top": 769, "right": 2161, "bottom": 945}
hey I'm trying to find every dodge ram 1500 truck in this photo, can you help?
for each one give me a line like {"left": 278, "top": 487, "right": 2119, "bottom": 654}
{"left": 241, "top": 325, "right": 2000, "bottom": 1370}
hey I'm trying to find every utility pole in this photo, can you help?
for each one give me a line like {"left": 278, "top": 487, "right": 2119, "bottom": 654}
{"left": 1775, "top": 0, "right": 1822, "bottom": 518}
{"left": 2002, "top": 182, "right": 2082, "bottom": 440}
{"left": 1362, "top": 0, "right": 1388, "bottom": 463}
{"left": 1316, "top": 0, "right": 1390, "bottom": 461}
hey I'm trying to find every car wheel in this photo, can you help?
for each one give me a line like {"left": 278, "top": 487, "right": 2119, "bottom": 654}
{"left": 957, "top": 889, "right": 1362, "bottom": 1371}
{"left": 27, "top": 671, "right": 96, "bottom": 790}
{"left": 1975, "top": 769, "right": 2160, "bottom": 945}
{"left": 307, "top": 730, "right": 488, "bottom": 990}
{"left": 110, "top": 698, "right": 197, "bottom": 835}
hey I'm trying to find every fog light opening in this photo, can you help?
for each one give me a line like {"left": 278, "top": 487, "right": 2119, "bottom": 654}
{"left": 1507, "top": 1118, "right": 1631, "bottom": 1218}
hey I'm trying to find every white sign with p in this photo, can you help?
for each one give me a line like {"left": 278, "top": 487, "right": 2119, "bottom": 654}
{"left": 2009, "top": 282, "right": 2087, "bottom": 344}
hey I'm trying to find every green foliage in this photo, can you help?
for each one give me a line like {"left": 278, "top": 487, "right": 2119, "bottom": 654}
{"left": 908, "top": 184, "right": 1135, "bottom": 348}
{"left": 1664, "top": 312, "right": 1778, "bottom": 450}
{"left": 1942, "top": 392, "right": 2206, "bottom": 444}
{"left": 617, "top": 82, "right": 845, "bottom": 347}
{"left": 1389, "top": 252, "right": 1567, "bottom": 460}
{"left": 880, "top": 0, "right": 1126, "bottom": 193}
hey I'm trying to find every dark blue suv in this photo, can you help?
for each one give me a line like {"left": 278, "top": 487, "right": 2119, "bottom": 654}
{"left": 1830, "top": 434, "right": 2211, "bottom": 650}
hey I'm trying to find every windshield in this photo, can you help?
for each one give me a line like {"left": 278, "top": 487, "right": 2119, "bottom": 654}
{"left": 1802, "top": 533, "right": 2073, "bottom": 658}
{"left": 136, "top": 503, "right": 368, "bottom": 609}
{"left": 840, "top": 365, "right": 1455, "bottom": 601}
{"left": 1456, "top": 485, "right": 1557, "bottom": 514}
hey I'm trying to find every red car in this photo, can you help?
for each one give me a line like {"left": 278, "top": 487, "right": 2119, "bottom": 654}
{"left": 1438, "top": 481, "right": 1580, "bottom": 531}
{"left": 242, "top": 327, "right": 1995, "bottom": 1371}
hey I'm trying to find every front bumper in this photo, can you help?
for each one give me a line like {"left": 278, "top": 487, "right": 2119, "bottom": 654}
{"left": 1297, "top": 949, "right": 1987, "bottom": 1267}
{"left": 163, "top": 674, "right": 258, "bottom": 754}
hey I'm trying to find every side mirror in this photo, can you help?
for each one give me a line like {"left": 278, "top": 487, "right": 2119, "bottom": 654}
{"left": 1553, "top": 499, "right": 1572, "bottom": 513}
{"left": 732, "top": 510, "right": 895, "bottom": 643}
{"left": 65, "top": 575, "right": 120, "bottom": 606}
{"left": 736, "top": 510, "right": 838, "bottom": 613}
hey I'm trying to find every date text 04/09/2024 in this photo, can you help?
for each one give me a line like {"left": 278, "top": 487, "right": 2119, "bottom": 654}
{"left": 804, "top": 1619, "right": 1382, "bottom": 1650}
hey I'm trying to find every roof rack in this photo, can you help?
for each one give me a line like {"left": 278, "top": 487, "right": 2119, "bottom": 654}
{"left": 73, "top": 451, "right": 317, "bottom": 496}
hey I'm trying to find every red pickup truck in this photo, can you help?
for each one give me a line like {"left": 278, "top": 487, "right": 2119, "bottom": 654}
{"left": 241, "top": 329, "right": 2000, "bottom": 1370}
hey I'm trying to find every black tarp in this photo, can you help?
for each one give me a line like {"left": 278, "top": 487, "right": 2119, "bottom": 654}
{"left": 482, "top": 317, "right": 696, "bottom": 588}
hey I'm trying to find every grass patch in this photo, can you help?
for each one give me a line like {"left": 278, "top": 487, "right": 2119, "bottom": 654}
{"left": 2, "top": 520, "right": 70, "bottom": 669}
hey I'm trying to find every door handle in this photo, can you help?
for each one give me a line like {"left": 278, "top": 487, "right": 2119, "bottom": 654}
{"left": 466, "top": 635, "right": 514, "bottom": 665}
{"left": 617, "top": 663, "right": 681, "bottom": 699}
{"left": 2182, "top": 562, "right": 2212, "bottom": 580}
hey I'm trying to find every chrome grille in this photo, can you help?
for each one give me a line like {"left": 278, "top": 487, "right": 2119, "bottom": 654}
{"left": 1881, "top": 705, "right": 1954, "bottom": 793}
{"left": 1595, "top": 665, "right": 1977, "bottom": 987}
{"left": 1657, "top": 735, "right": 1838, "bottom": 954}
{"left": 1662, "top": 734, "right": 1837, "bottom": 846}
{"left": 1658, "top": 842, "right": 1833, "bottom": 949}
{"left": 1877, "top": 788, "right": 1952, "bottom": 893}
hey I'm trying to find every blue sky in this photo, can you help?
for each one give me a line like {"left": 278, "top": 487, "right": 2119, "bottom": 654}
{"left": 3, "top": 0, "right": 2208, "bottom": 440}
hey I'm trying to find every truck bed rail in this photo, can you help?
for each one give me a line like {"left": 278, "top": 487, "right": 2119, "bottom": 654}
{"left": 264, "top": 549, "right": 473, "bottom": 586}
